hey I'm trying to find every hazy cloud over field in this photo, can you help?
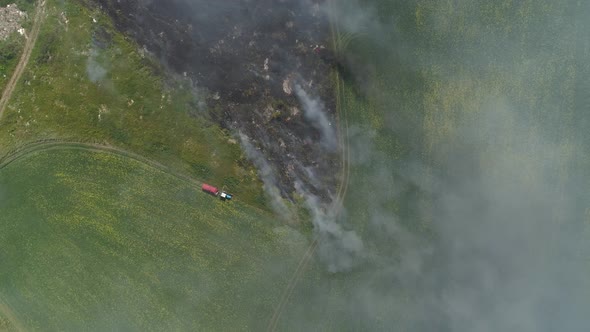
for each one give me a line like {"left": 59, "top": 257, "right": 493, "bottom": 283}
{"left": 277, "top": 0, "right": 590, "bottom": 331}
{"left": 86, "top": 48, "right": 107, "bottom": 83}
{"left": 414, "top": 108, "right": 589, "bottom": 332}
{"left": 320, "top": 0, "right": 384, "bottom": 42}
{"left": 294, "top": 181, "right": 363, "bottom": 273}
{"left": 83, "top": 0, "right": 590, "bottom": 330}
{"left": 295, "top": 98, "right": 590, "bottom": 332}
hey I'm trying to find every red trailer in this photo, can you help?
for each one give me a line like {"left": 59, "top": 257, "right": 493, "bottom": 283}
{"left": 202, "top": 183, "right": 219, "bottom": 196}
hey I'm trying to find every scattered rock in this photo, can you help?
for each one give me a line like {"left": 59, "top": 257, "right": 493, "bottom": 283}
{"left": 0, "top": 4, "right": 26, "bottom": 41}
{"left": 283, "top": 78, "right": 293, "bottom": 95}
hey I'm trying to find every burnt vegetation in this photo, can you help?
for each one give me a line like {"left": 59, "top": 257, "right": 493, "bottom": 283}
{"left": 89, "top": 0, "right": 342, "bottom": 202}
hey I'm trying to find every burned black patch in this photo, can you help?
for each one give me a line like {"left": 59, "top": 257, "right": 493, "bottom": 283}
{"left": 90, "top": 0, "right": 341, "bottom": 202}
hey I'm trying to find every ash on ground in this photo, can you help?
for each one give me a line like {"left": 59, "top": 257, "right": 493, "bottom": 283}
{"left": 0, "top": 4, "right": 27, "bottom": 40}
{"left": 92, "top": 0, "right": 341, "bottom": 204}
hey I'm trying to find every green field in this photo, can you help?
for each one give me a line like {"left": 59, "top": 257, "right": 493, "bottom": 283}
{"left": 0, "top": 33, "right": 23, "bottom": 93}
{"left": 0, "top": 148, "right": 310, "bottom": 330}
{"left": 273, "top": 0, "right": 590, "bottom": 330}
{"left": 1, "top": 0, "right": 590, "bottom": 330}
{"left": 334, "top": 0, "right": 590, "bottom": 230}
{"left": 0, "top": 0, "right": 266, "bottom": 208}
{"left": 0, "top": 0, "right": 314, "bottom": 330}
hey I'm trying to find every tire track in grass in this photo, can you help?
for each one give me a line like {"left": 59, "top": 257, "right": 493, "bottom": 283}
{"left": 0, "top": 301, "right": 25, "bottom": 332}
{"left": 266, "top": 1, "right": 351, "bottom": 329}
{"left": 0, "top": 0, "right": 46, "bottom": 120}
{"left": 1, "top": 140, "right": 275, "bottom": 210}
{"left": 0, "top": 139, "right": 274, "bottom": 218}
{"left": 0, "top": 140, "right": 274, "bottom": 330}
{"left": 0, "top": 140, "right": 200, "bottom": 186}
{"left": 267, "top": 73, "right": 350, "bottom": 332}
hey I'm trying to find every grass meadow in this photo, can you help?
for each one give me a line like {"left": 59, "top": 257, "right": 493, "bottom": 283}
{"left": 0, "top": 148, "right": 309, "bottom": 330}
{"left": 0, "top": 0, "right": 589, "bottom": 330}
{"left": 0, "top": 0, "right": 267, "bottom": 208}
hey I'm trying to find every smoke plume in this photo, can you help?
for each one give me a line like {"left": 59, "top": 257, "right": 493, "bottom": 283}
{"left": 238, "top": 133, "right": 293, "bottom": 220}
{"left": 76, "top": 0, "right": 590, "bottom": 330}
{"left": 273, "top": 0, "right": 590, "bottom": 331}
{"left": 294, "top": 84, "right": 338, "bottom": 151}
{"left": 294, "top": 181, "right": 363, "bottom": 273}
{"left": 86, "top": 48, "right": 107, "bottom": 83}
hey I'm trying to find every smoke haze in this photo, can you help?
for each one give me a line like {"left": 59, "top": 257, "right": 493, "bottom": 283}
{"left": 86, "top": 48, "right": 107, "bottom": 83}
{"left": 238, "top": 132, "right": 294, "bottom": 220}
{"left": 68, "top": 0, "right": 590, "bottom": 330}
{"left": 294, "top": 84, "right": 338, "bottom": 151}
{"left": 271, "top": 0, "right": 590, "bottom": 331}
{"left": 87, "top": 0, "right": 590, "bottom": 331}
{"left": 294, "top": 181, "right": 363, "bottom": 273}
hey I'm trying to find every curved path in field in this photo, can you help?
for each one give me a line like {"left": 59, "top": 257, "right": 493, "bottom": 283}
{"left": 0, "top": 140, "right": 201, "bottom": 187}
{"left": 0, "top": 138, "right": 276, "bottom": 330}
{"left": 266, "top": 1, "right": 352, "bottom": 329}
{"left": 0, "top": 0, "right": 346, "bottom": 329}
{"left": 0, "top": 139, "right": 272, "bottom": 218}
{"left": 0, "top": 0, "right": 46, "bottom": 120}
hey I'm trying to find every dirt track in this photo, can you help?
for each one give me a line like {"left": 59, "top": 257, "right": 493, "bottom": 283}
{"left": 0, "top": 1, "right": 341, "bottom": 329}
{"left": 0, "top": 2, "right": 46, "bottom": 329}
{"left": 0, "top": 0, "right": 45, "bottom": 120}
{"left": 0, "top": 137, "right": 281, "bottom": 329}
{"left": 266, "top": 1, "right": 352, "bottom": 328}
{"left": 0, "top": 140, "right": 200, "bottom": 185}
{"left": 0, "top": 139, "right": 271, "bottom": 217}
{"left": 0, "top": 301, "right": 25, "bottom": 332}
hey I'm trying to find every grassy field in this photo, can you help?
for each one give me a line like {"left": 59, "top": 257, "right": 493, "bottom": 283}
{"left": 0, "top": 148, "right": 310, "bottom": 331}
{"left": 328, "top": 0, "right": 590, "bottom": 248}
{"left": 0, "top": 33, "right": 23, "bottom": 93}
{"left": 273, "top": 0, "right": 590, "bottom": 330}
{"left": 1, "top": 0, "right": 589, "bottom": 330}
{"left": 0, "top": 0, "right": 267, "bottom": 208}
{"left": 0, "top": 0, "right": 316, "bottom": 330}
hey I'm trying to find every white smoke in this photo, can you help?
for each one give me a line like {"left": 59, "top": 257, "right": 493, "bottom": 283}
{"left": 86, "top": 48, "right": 107, "bottom": 83}
{"left": 238, "top": 133, "right": 293, "bottom": 220}
{"left": 294, "top": 181, "right": 364, "bottom": 273}
{"left": 321, "top": 0, "right": 381, "bottom": 36}
{"left": 294, "top": 84, "right": 338, "bottom": 151}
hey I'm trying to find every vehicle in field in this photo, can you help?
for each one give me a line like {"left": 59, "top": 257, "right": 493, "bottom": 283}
{"left": 202, "top": 183, "right": 233, "bottom": 201}
{"left": 220, "top": 192, "right": 233, "bottom": 201}
{"left": 202, "top": 183, "right": 219, "bottom": 196}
